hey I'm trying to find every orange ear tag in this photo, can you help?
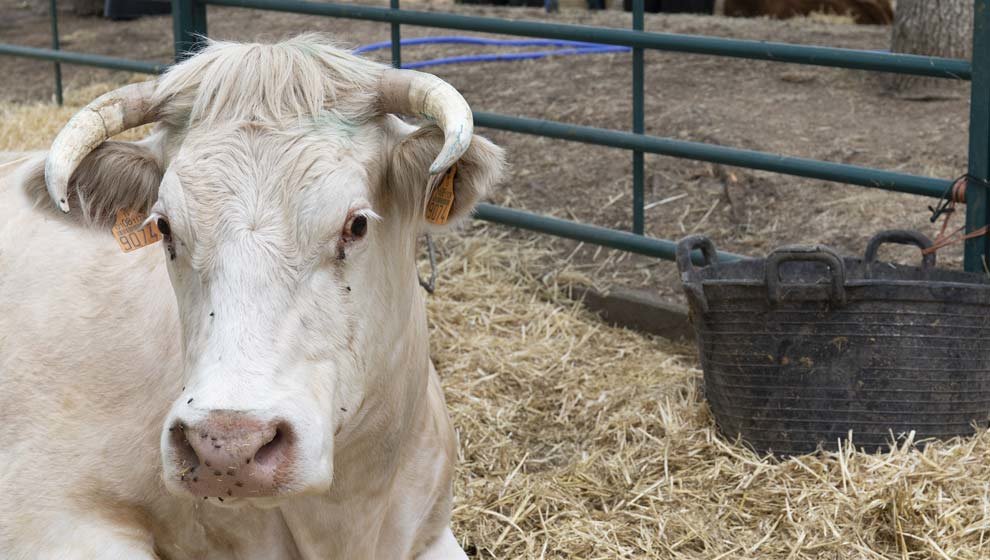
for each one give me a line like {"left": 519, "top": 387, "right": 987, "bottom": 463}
{"left": 112, "top": 209, "right": 162, "bottom": 253}
{"left": 425, "top": 164, "right": 457, "bottom": 225}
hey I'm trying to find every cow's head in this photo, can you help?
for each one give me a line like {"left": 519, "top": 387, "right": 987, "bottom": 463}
{"left": 43, "top": 37, "right": 504, "bottom": 503}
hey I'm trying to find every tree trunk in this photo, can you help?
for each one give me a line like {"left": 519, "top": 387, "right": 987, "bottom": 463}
{"left": 887, "top": 0, "right": 972, "bottom": 96}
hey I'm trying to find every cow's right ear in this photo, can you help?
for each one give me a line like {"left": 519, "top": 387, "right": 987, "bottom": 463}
{"left": 385, "top": 116, "right": 505, "bottom": 232}
{"left": 24, "top": 134, "right": 165, "bottom": 227}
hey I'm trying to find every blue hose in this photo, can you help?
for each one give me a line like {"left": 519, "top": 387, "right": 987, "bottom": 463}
{"left": 354, "top": 36, "right": 630, "bottom": 70}
{"left": 354, "top": 36, "right": 630, "bottom": 52}
{"left": 400, "top": 46, "right": 629, "bottom": 69}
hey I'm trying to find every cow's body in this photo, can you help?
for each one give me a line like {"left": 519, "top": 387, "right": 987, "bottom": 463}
{"left": 0, "top": 155, "right": 459, "bottom": 559}
{"left": 719, "top": 0, "right": 893, "bottom": 24}
{"left": 0, "top": 36, "right": 503, "bottom": 559}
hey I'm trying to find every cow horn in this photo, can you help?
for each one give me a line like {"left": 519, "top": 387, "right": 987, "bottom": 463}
{"left": 378, "top": 68, "right": 473, "bottom": 178}
{"left": 45, "top": 81, "right": 158, "bottom": 213}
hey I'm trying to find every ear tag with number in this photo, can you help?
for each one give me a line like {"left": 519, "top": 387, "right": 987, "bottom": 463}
{"left": 112, "top": 209, "right": 162, "bottom": 253}
{"left": 425, "top": 164, "right": 457, "bottom": 225}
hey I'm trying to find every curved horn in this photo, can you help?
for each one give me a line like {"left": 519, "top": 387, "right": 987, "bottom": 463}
{"left": 378, "top": 68, "right": 473, "bottom": 177}
{"left": 45, "top": 81, "right": 158, "bottom": 213}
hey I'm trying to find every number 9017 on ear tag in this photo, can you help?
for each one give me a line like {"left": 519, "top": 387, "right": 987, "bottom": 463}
{"left": 112, "top": 209, "right": 162, "bottom": 253}
{"left": 425, "top": 165, "right": 457, "bottom": 225}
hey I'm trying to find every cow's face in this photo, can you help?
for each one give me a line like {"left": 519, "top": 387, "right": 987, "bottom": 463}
{"left": 155, "top": 123, "right": 384, "bottom": 501}
{"left": 41, "top": 39, "right": 504, "bottom": 504}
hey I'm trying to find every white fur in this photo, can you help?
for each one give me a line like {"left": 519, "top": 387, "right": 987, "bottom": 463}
{"left": 0, "top": 36, "right": 504, "bottom": 559}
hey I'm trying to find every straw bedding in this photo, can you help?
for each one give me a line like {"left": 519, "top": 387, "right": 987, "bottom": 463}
{"left": 430, "top": 231, "right": 990, "bottom": 559}
{"left": 5, "top": 84, "right": 990, "bottom": 560}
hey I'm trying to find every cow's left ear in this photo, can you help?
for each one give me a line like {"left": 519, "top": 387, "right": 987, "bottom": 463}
{"left": 387, "top": 119, "right": 506, "bottom": 231}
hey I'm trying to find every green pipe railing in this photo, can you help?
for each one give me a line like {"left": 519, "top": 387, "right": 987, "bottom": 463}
{"left": 473, "top": 112, "right": 953, "bottom": 198}
{"left": 967, "top": 3, "right": 990, "bottom": 271}
{"left": 1, "top": 0, "right": 986, "bottom": 270}
{"left": 476, "top": 203, "right": 744, "bottom": 263}
{"left": 173, "top": 0, "right": 208, "bottom": 60}
{"left": 631, "top": 0, "right": 644, "bottom": 235}
{"left": 48, "top": 0, "right": 62, "bottom": 105}
{"left": 0, "top": 44, "right": 166, "bottom": 73}
{"left": 390, "top": 0, "right": 401, "bottom": 68}
{"left": 201, "top": 0, "right": 973, "bottom": 79}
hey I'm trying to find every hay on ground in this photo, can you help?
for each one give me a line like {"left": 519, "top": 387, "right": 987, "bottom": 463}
{"left": 429, "top": 230, "right": 990, "bottom": 559}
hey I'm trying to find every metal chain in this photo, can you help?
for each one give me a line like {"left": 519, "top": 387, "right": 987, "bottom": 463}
{"left": 417, "top": 234, "right": 437, "bottom": 294}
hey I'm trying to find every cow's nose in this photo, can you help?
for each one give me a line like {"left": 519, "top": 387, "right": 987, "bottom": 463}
{"left": 168, "top": 411, "right": 294, "bottom": 498}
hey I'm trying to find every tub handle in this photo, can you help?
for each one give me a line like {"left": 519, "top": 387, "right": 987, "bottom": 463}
{"left": 766, "top": 245, "right": 847, "bottom": 307}
{"left": 864, "top": 230, "right": 936, "bottom": 273}
{"left": 676, "top": 235, "right": 718, "bottom": 313}
{"left": 676, "top": 235, "right": 718, "bottom": 277}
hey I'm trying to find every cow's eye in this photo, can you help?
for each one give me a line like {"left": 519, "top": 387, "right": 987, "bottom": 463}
{"left": 350, "top": 215, "right": 367, "bottom": 238}
{"left": 344, "top": 214, "right": 368, "bottom": 241}
{"left": 157, "top": 217, "right": 171, "bottom": 238}
{"left": 337, "top": 208, "right": 377, "bottom": 260}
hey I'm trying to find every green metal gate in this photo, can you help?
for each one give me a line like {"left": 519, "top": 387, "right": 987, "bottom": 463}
{"left": 1, "top": 1, "right": 986, "bottom": 268}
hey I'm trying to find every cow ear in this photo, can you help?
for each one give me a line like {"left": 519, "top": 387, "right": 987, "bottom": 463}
{"left": 24, "top": 135, "right": 165, "bottom": 227}
{"left": 387, "top": 120, "right": 506, "bottom": 231}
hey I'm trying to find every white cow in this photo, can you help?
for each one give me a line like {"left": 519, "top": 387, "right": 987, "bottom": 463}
{"left": 0, "top": 35, "right": 504, "bottom": 559}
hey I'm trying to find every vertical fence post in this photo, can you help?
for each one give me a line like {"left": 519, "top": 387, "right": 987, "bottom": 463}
{"left": 49, "top": 0, "right": 62, "bottom": 105}
{"left": 390, "top": 0, "right": 401, "bottom": 68}
{"left": 631, "top": 0, "right": 645, "bottom": 235}
{"left": 172, "top": 0, "right": 208, "bottom": 62}
{"left": 967, "top": 0, "right": 990, "bottom": 273}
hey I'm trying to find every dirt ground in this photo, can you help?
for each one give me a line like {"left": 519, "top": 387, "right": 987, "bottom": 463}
{"left": 0, "top": 1, "right": 974, "bottom": 303}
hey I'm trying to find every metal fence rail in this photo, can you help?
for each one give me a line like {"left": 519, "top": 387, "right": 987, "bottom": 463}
{"left": 0, "top": 44, "right": 166, "bottom": 74}
{"left": 198, "top": 0, "right": 973, "bottom": 78}
{"left": 476, "top": 203, "right": 745, "bottom": 263}
{"left": 473, "top": 112, "right": 954, "bottom": 198}
{"left": 48, "top": 0, "right": 62, "bottom": 105}
{"left": 0, "top": 1, "right": 986, "bottom": 270}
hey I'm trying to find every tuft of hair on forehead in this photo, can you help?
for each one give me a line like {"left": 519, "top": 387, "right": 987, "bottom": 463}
{"left": 154, "top": 34, "right": 386, "bottom": 130}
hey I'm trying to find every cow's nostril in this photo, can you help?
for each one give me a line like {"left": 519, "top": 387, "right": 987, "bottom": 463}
{"left": 253, "top": 422, "right": 292, "bottom": 467}
{"left": 169, "top": 422, "right": 200, "bottom": 475}
{"left": 168, "top": 414, "right": 294, "bottom": 497}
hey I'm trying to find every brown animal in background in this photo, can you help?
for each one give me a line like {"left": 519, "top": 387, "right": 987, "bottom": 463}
{"left": 719, "top": 0, "right": 893, "bottom": 24}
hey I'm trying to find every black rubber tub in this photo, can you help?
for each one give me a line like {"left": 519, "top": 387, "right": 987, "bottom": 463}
{"left": 676, "top": 230, "right": 990, "bottom": 457}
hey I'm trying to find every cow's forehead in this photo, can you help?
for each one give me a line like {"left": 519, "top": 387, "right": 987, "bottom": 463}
{"left": 158, "top": 121, "right": 382, "bottom": 261}
{"left": 174, "top": 119, "right": 377, "bottom": 176}
{"left": 167, "top": 122, "right": 377, "bottom": 205}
